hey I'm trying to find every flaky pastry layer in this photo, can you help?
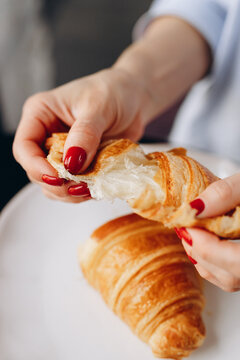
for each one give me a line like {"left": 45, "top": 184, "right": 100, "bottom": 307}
{"left": 79, "top": 214, "right": 206, "bottom": 359}
{"left": 45, "top": 133, "right": 240, "bottom": 238}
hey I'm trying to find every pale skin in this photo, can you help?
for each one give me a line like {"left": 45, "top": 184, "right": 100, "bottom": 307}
{"left": 181, "top": 175, "right": 240, "bottom": 293}
{"left": 13, "top": 16, "right": 240, "bottom": 291}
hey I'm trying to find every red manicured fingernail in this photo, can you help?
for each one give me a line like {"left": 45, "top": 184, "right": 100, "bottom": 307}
{"left": 64, "top": 146, "right": 87, "bottom": 175}
{"left": 68, "top": 182, "right": 91, "bottom": 197}
{"left": 42, "top": 174, "right": 64, "bottom": 186}
{"left": 174, "top": 227, "right": 182, "bottom": 240}
{"left": 190, "top": 198, "right": 205, "bottom": 216}
{"left": 187, "top": 254, "right": 197, "bottom": 264}
{"left": 174, "top": 227, "right": 192, "bottom": 246}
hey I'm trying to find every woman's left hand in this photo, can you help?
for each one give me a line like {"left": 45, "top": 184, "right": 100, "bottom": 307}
{"left": 175, "top": 173, "right": 240, "bottom": 292}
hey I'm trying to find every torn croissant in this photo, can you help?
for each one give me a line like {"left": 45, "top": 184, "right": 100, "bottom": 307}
{"left": 45, "top": 133, "right": 240, "bottom": 238}
{"left": 79, "top": 213, "right": 206, "bottom": 359}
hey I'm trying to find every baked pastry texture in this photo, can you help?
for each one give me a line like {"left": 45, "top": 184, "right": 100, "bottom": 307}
{"left": 79, "top": 213, "right": 206, "bottom": 359}
{"left": 45, "top": 133, "right": 240, "bottom": 238}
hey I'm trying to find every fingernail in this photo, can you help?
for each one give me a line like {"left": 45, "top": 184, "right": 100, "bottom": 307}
{"left": 190, "top": 198, "right": 205, "bottom": 216}
{"left": 64, "top": 146, "right": 87, "bottom": 175}
{"left": 174, "top": 227, "right": 192, "bottom": 246}
{"left": 187, "top": 254, "right": 197, "bottom": 264}
{"left": 68, "top": 182, "right": 91, "bottom": 197}
{"left": 42, "top": 174, "right": 64, "bottom": 186}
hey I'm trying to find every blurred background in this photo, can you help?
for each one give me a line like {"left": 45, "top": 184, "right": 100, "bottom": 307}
{"left": 0, "top": 0, "right": 179, "bottom": 211}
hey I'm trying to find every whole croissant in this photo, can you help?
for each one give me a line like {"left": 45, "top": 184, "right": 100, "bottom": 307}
{"left": 79, "top": 214, "right": 205, "bottom": 359}
{"left": 45, "top": 133, "right": 240, "bottom": 238}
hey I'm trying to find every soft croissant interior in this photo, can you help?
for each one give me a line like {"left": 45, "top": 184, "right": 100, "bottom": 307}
{"left": 45, "top": 133, "right": 240, "bottom": 239}
{"left": 45, "top": 133, "right": 162, "bottom": 201}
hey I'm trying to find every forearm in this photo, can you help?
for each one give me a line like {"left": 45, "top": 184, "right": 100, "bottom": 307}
{"left": 113, "top": 16, "right": 211, "bottom": 124}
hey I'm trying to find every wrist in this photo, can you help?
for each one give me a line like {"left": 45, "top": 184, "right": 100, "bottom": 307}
{"left": 114, "top": 16, "right": 211, "bottom": 122}
{"left": 109, "top": 66, "right": 154, "bottom": 127}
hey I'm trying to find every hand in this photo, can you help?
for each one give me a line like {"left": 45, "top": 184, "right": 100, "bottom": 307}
{"left": 13, "top": 68, "right": 150, "bottom": 203}
{"left": 175, "top": 174, "right": 240, "bottom": 292}
{"left": 13, "top": 16, "right": 210, "bottom": 204}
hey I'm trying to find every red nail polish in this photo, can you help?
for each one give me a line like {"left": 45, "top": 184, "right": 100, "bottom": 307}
{"left": 42, "top": 174, "right": 64, "bottom": 186}
{"left": 64, "top": 147, "right": 87, "bottom": 175}
{"left": 190, "top": 198, "right": 205, "bottom": 216}
{"left": 174, "top": 227, "right": 182, "bottom": 240}
{"left": 187, "top": 254, "right": 197, "bottom": 265}
{"left": 174, "top": 227, "right": 192, "bottom": 246}
{"left": 68, "top": 182, "right": 91, "bottom": 197}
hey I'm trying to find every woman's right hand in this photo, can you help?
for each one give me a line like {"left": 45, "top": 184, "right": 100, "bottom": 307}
{"left": 13, "top": 68, "right": 150, "bottom": 203}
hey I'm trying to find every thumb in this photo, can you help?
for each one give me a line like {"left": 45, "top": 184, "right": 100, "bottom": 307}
{"left": 63, "top": 115, "right": 107, "bottom": 174}
{"left": 190, "top": 173, "right": 240, "bottom": 218}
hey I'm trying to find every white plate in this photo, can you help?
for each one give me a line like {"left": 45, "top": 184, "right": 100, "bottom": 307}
{"left": 0, "top": 144, "right": 240, "bottom": 360}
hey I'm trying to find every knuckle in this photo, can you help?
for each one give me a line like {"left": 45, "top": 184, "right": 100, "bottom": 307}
{"left": 73, "top": 81, "right": 113, "bottom": 124}
{"left": 72, "top": 122, "right": 101, "bottom": 143}
{"left": 23, "top": 94, "right": 40, "bottom": 110}
{"left": 90, "top": 72, "right": 111, "bottom": 99}
{"left": 209, "top": 179, "right": 233, "bottom": 203}
{"left": 22, "top": 92, "right": 49, "bottom": 113}
{"left": 198, "top": 247, "right": 209, "bottom": 262}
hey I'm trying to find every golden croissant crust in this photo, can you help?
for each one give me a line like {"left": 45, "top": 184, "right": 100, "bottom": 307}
{"left": 45, "top": 133, "right": 139, "bottom": 177}
{"left": 79, "top": 214, "right": 206, "bottom": 359}
{"left": 45, "top": 133, "right": 240, "bottom": 238}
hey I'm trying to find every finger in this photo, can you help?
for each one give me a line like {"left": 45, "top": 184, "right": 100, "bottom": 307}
{"left": 182, "top": 228, "right": 240, "bottom": 278}
{"left": 109, "top": 116, "right": 144, "bottom": 142}
{"left": 14, "top": 139, "right": 60, "bottom": 183}
{"left": 13, "top": 94, "right": 64, "bottom": 183}
{"left": 194, "top": 263, "right": 224, "bottom": 288}
{"left": 40, "top": 178, "right": 91, "bottom": 199}
{"left": 63, "top": 113, "right": 111, "bottom": 174}
{"left": 28, "top": 174, "right": 67, "bottom": 197}
{"left": 179, "top": 232, "right": 240, "bottom": 292}
{"left": 183, "top": 239, "right": 240, "bottom": 291}
{"left": 28, "top": 168, "right": 92, "bottom": 202}
{"left": 42, "top": 187, "right": 90, "bottom": 203}
{"left": 195, "top": 264, "right": 240, "bottom": 292}
{"left": 190, "top": 173, "right": 240, "bottom": 218}
{"left": 27, "top": 173, "right": 42, "bottom": 185}
{"left": 42, "top": 188, "right": 59, "bottom": 200}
